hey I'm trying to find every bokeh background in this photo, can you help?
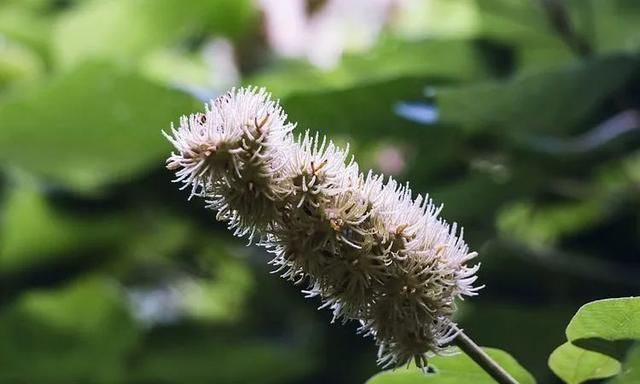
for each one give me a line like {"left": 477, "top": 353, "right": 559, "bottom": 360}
{"left": 0, "top": 0, "right": 639, "bottom": 383}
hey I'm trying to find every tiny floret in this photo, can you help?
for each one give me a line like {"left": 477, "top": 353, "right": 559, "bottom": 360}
{"left": 164, "top": 86, "right": 481, "bottom": 367}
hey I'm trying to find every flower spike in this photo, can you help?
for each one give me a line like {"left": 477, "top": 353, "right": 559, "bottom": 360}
{"left": 164, "top": 86, "right": 481, "bottom": 367}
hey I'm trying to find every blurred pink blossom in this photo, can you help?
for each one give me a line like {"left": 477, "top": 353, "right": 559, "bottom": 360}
{"left": 375, "top": 144, "right": 407, "bottom": 176}
{"left": 259, "top": 0, "right": 395, "bottom": 69}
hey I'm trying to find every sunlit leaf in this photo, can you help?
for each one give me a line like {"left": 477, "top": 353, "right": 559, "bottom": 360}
{"left": 366, "top": 347, "right": 535, "bottom": 384}
{"left": 548, "top": 342, "right": 621, "bottom": 384}
{"left": 53, "top": 0, "right": 255, "bottom": 67}
{"left": 565, "top": 297, "right": 640, "bottom": 358}
{"left": 567, "top": 298, "right": 640, "bottom": 342}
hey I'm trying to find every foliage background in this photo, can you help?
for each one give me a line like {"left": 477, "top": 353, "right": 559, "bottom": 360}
{"left": 0, "top": 0, "right": 638, "bottom": 383}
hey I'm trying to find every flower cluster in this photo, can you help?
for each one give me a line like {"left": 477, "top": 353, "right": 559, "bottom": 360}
{"left": 164, "top": 86, "right": 481, "bottom": 367}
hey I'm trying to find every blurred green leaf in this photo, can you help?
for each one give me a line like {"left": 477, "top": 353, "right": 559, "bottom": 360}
{"left": 496, "top": 199, "right": 603, "bottom": 247}
{"left": 0, "top": 278, "right": 139, "bottom": 383}
{"left": 474, "top": 0, "right": 574, "bottom": 72}
{"left": 0, "top": 3, "right": 52, "bottom": 60}
{"left": 589, "top": 0, "right": 640, "bottom": 54}
{"left": 130, "top": 328, "right": 315, "bottom": 384}
{"left": 0, "top": 61, "right": 196, "bottom": 193}
{"left": 475, "top": 0, "right": 556, "bottom": 45}
{"left": 517, "top": 44, "right": 576, "bottom": 74}
{"left": 436, "top": 55, "right": 638, "bottom": 134}
{"left": 597, "top": 150, "right": 640, "bottom": 193}
{"left": 250, "top": 39, "right": 486, "bottom": 97}
{"left": 182, "top": 248, "right": 254, "bottom": 323}
{"left": 120, "top": 210, "right": 194, "bottom": 265}
{"left": 141, "top": 47, "right": 211, "bottom": 89}
{"left": 432, "top": 173, "right": 520, "bottom": 223}
{"left": 53, "top": 0, "right": 255, "bottom": 68}
{"left": 366, "top": 347, "right": 535, "bottom": 384}
{"left": 390, "top": 0, "right": 480, "bottom": 40}
{"left": 0, "top": 38, "right": 44, "bottom": 90}
{"left": 281, "top": 77, "right": 424, "bottom": 138}
{"left": 548, "top": 342, "right": 621, "bottom": 384}
{"left": 0, "top": 174, "right": 124, "bottom": 272}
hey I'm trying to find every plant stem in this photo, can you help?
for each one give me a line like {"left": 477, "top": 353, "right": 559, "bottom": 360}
{"left": 453, "top": 328, "right": 520, "bottom": 384}
{"left": 537, "top": 0, "right": 592, "bottom": 57}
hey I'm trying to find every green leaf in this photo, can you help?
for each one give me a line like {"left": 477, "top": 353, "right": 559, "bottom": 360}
{"left": 129, "top": 327, "right": 315, "bottom": 384}
{"left": 366, "top": 347, "right": 535, "bottom": 384}
{"left": 281, "top": 77, "right": 424, "bottom": 138}
{"left": 548, "top": 342, "right": 621, "bottom": 384}
{"left": 597, "top": 150, "right": 640, "bottom": 194}
{"left": 436, "top": 55, "right": 638, "bottom": 135}
{"left": 119, "top": 210, "right": 194, "bottom": 264}
{"left": 567, "top": 297, "right": 640, "bottom": 341}
{"left": 565, "top": 297, "right": 640, "bottom": 358}
{"left": 389, "top": 0, "right": 480, "bottom": 40}
{"left": 0, "top": 38, "right": 44, "bottom": 90}
{"left": 250, "top": 39, "right": 486, "bottom": 98}
{"left": 0, "top": 61, "right": 196, "bottom": 193}
{"left": 589, "top": 0, "right": 640, "bottom": 54}
{"left": 496, "top": 199, "right": 603, "bottom": 247}
{"left": 0, "top": 278, "right": 140, "bottom": 383}
{"left": 181, "top": 249, "right": 254, "bottom": 323}
{"left": 609, "top": 343, "right": 640, "bottom": 384}
{"left": 547, "top": 298, "right": 640, "bottom": 383}
{"left": 53, "top": 0, "right": 255, "bottom": 68}
{"left": 141, "top": 47, "right": 212, "bottom": 89}
{"left": 474, "top": 0, "right": 574, "bottom": 72}
{"left": 432, "top": 173, "right": 527, "bottom": 223}
{"left": 0, "top": 3, "right": 51, "bottom": 60}
{"left": 0, "top": 173, "right": 126, "bottom": 272}
{"left": 475, "top": 0, "right": 558, "bottom": 45}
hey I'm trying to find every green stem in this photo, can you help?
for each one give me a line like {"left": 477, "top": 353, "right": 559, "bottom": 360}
{"left": 453, "top": 328, "right": 520, "bottom": 384}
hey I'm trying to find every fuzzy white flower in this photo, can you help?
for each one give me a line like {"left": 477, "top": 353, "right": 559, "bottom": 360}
{"left": 164, "top": 87, "right": 294, "bottom": 238}
{"left": 164, "top": 86, "right": 481, "bottom": 368}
